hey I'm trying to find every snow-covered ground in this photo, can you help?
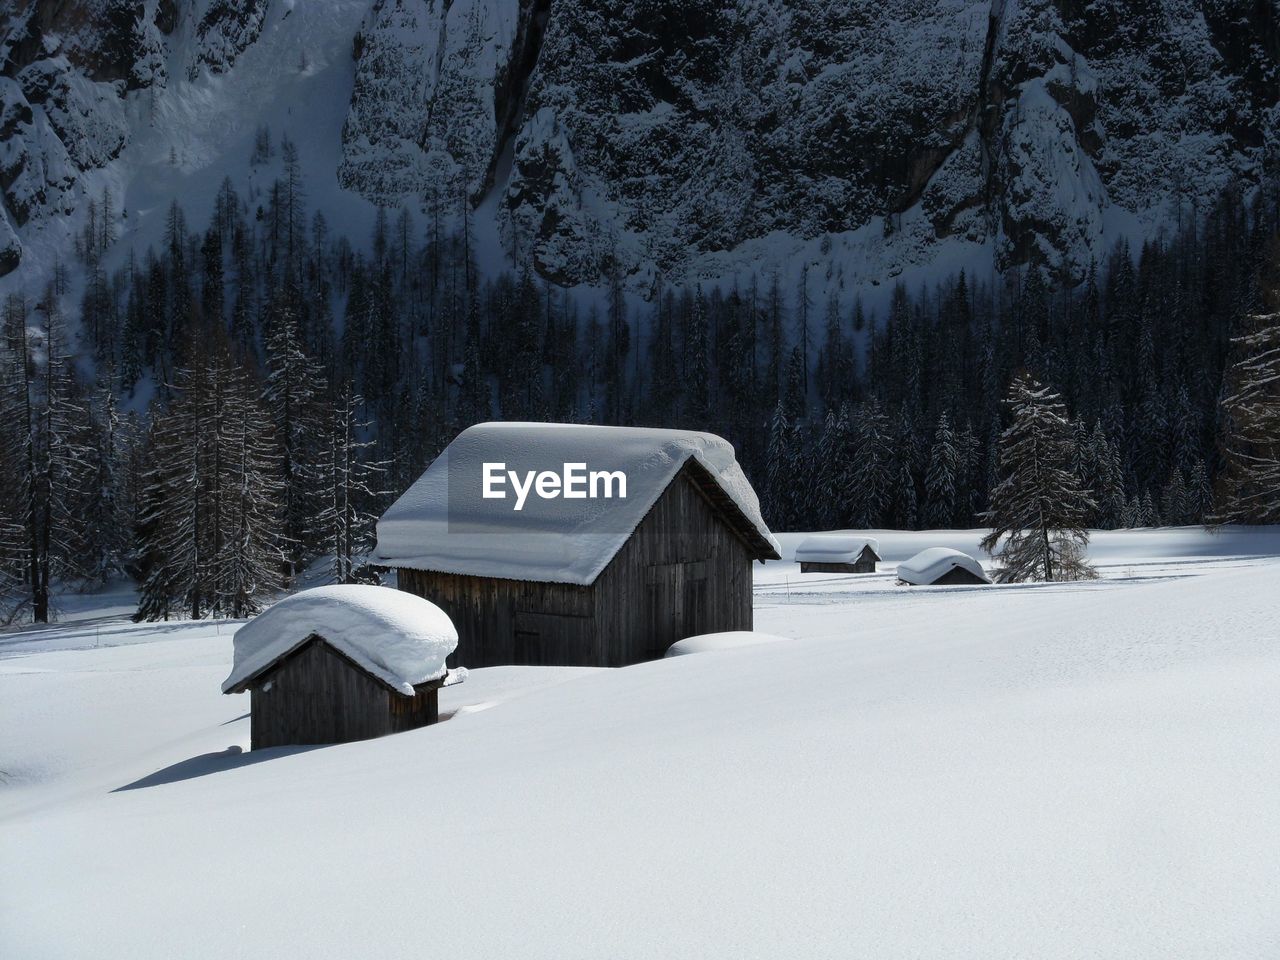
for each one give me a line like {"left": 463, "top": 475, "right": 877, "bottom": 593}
{"left": 2, "top": 527, "right": 1279, "bottom": 959}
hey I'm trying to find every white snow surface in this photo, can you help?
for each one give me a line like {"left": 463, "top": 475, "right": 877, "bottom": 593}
{"left": 794, "top": 534, "right": 880, "bottom": 563}
{"left": 664, "top": 631, "right": 792, "bottom": 657}
{"left": 373, "top": 422, "right": 779, "bottom": 584}
{"left": 4, "top": 526, "right": 1280, "bottom": 959}
{"left": 221, "top": 585, "right": 457, "bottom": 696}
{"left": 896, "top": 546, "right": 991, "bottom": 585}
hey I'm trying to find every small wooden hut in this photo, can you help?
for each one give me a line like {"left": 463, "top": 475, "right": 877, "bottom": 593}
{"left": 373, "top": 423, "right": 781, "bottom": 668}
{"left": 794, "top": 534, "right": 880, "bottom": 573}
{"left": 896, "top": 547, "right": 990, "bottom": 586}
{"left": 222, "top": 585, "right": 460, "bottom": 749}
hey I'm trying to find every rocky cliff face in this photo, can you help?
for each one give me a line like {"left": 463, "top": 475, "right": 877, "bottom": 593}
{"left": 0, "top": 0, "right": 271, "bottom": 276}
{"left": 2, "top": 0, "right": 1276, "bottom": 286}
{"left": 341, "top": 0, "right": 1277, "bottom": 286}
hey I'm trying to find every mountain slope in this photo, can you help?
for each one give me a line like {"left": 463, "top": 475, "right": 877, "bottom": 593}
{"left": 1, "top": 0, "right": 1276, "bottom": 293}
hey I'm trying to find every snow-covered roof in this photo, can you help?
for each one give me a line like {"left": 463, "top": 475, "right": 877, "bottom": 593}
{"left": 794, "top": 534, "right": 881, "bottom": 563}
{"left": 372, "top": 422, "right": 780, "bottom": 585}
{"left": 896, "top": 547, "right": 990, "bottom": 585}
{"left": 222, "top": 586, "right": 458, "bottom": 696}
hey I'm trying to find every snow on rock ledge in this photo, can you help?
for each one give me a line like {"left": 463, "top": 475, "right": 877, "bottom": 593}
{"left": 222, "top": 585, "right": 458, "bottom": 696}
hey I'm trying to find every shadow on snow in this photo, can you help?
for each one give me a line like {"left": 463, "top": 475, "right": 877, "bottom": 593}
{"left": 113, "top": 743, "right": 325, "bottom": 792}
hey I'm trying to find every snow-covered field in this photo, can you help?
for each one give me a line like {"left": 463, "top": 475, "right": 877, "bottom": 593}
{"left": 2, "top": 527, "right": 1279, "bottom": 959}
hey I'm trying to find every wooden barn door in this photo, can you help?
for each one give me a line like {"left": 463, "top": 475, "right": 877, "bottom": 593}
{"left": 646, "top": 560, "right": 709, "bottom": 659}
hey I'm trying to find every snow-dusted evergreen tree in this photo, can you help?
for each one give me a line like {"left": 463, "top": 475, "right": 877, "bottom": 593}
{"left": 981, "top": 375, "right": 1096, "bottom": 582}
{"left": 135, "top": 382, "right": 205, "bottom": 621}
{"left": 0, "top": 293, "right": 97, "bottom": 622}
{"left": 924, "top": 412, "right": 958, "bottom": 528}
{"left": 136, "top": 330, "right": 283, "bottom": 620}
{"left": 764, "top": 402, "right": 798, "bottom": 529}
{"left": 893, "top": 456, "right": 918, "bottom": 530}
{"left": 211, "top": 367, "right": 284, "bottom": 617}
{"left": 1082, "top": 421, "right": 1126, "bottom": 527}
{"left": 847, "top": 400, "right": 894, "bottom": 527}
{"left": 263, "top": 306, "right": 326, "bottom": 576}
{"left": 810, "top": 404, "right": 853, "bottom": 529}
{"left": 1161, "top": 468, "right": 1190, "bottom": 526}
{"left": 684, "top": 288, "right": 711, "bottom": 424}
{"left": 314, "top": 386, "right": 386, "bottom": 584}
{"left": 1188, "top": 457, "right": 1214, "bottom": 521}
{"left": 77, "top": 386, "right": 132, "bottom": 588}
{"left": 1215, "top": 311, "right": 1280, "bottom": 523}
{"left": 0, "top": 300, "right": 30, "bottom": 621}
{"left": 1139, "top": 489, "right": 1160, "bottom": 527}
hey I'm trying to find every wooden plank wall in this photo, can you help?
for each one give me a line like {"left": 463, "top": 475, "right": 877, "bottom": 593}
{"left": 800, "top": 559, "right": 874, "bottom": 573}
{"left": 250, "top": 639, "right": 395, "bottom": 748}
{"left": 592, "top": 464, "right": 754, "bottom": 665}
{"left": 398, "top": 568, "right": 595, "bottom": 668}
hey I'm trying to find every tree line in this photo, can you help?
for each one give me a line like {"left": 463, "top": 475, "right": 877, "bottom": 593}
{"left": 0, "top": 127, "right": 1276, "bottom": 620}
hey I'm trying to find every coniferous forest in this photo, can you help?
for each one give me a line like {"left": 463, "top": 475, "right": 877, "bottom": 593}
{"left": 1, "top": 132, "right": 1278, "bottom": 623}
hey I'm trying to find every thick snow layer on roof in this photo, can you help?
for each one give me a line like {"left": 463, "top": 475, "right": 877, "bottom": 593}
{"left": 897, "top": 547, "right": 989, "bottom": 585}
{"left": 664, "top": 631, "right": 792, "bottom": 657}
{"left": 222, "top": 586, "right": 458, "bottom": 696}
{"left": 794, "top": 534, "right": 880, "bottom": 563}
{"left": 372, "top": 422, "right": 779, "bottom": 584}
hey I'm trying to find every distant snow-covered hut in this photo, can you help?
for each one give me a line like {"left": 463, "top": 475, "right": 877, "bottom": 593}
{"left": 896, "top": 547, "right": 990, "bottom": 586}
{"left": 372, "top": 422, "right": 781, "bottom": 668}
{"left": 222, "top": 585, "right": 460, "bottom": 749}
{"left": 794, "top": 534, "right": 881, "bottom": 573}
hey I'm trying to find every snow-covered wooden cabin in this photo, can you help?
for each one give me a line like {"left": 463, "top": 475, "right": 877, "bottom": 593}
{"left": 896, "top": 547, "right": 990, "bottom": 586}
{"left": 372, "top": 423, "right": 781, "bottom": 668}
{"left": 795, "top": 534, "right": 880, "bottom": 573}
{"left": 222, "top": 585, "right": 460, "bottom": 749}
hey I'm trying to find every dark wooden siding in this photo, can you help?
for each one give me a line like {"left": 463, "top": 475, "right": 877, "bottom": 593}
{"left": 396, "top": 461, "right": 756, "bottom": 668}
{"left": 930, "top": 567, "right": 988, "bottom": 585}
{"left": 591, "top": 464, "right": 754, "bottom": 665}
{"left": 799, "top": 546, "right": 877, "bottom": 574}
{"left": 248, "top": 636, "right": 438, "bottom": 749}
{"left": 397, "top": 568, "right": 595, "bottom": 668}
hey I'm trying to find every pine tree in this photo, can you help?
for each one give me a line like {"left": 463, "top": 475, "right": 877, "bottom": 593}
{"left": 314, "top": 386, "right": 386, "bottom": 584}
{"left": 1188, "top": 457, "right": 1213, "bottom": 521}
{"left": 0, "top": 305, "right": 31, "bottom": 621}
{"left": 211, "top": 366, "right": 284, "bottom": 617}
{"left": 981, "top": 376, "right": 1097, "bottom": 582}
{"left": 764, "top": 402, "right": 794, "bottom": 529}
{"left": 1215, "top": 311, "right": 1280, "bottom": 522}
{"left": 924, "top": 412, "right": 958, "bottom": 528}
{"left": 135, "top": 391, "right": 202, "bottom": 621}
{"left": 811, "top": 404, "right": 853, "bottom": 529}
{"left": 136, "top": 330, "right": 284, "bottom": 620}
{"left": 263, "top": 306, "right": 326, "bottom": 576}
{"left": 685, "top": 288, "right": 710, "bottom": 425}
{"left": 1083, "top": 421, "right": 1126, "bottom": 527}
{"left": 892, "top": 456, "right": 918, "bottom": 530}
{"left": 1161, "top": 468, "right": 1189, "bottom": 526}
{"left": 847, "top": 400, "right": 895, "bottom": 528}
{"left": 3, "top": 294, "right": 96, "bottom": 621}
{"left": 78, "top": 387, "right": 132, "bottom": 588}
